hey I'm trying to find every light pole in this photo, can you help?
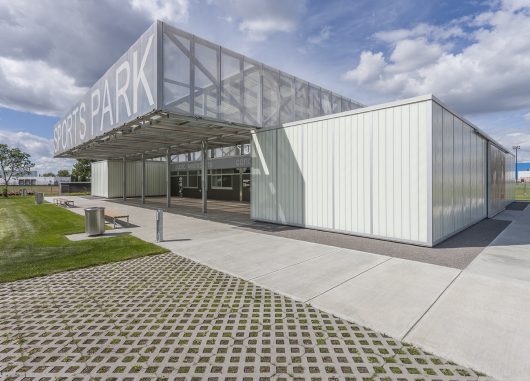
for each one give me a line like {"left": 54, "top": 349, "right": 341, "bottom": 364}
{"left": 513, "top": 145, "right": 521, "bottom": 182}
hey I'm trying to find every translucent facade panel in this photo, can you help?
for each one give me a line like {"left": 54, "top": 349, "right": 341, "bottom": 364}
{"left": 160, "top": 23, "right": 361, "bottom": 128}
{"left": 294, "top": 80, "right": 310, "bottom": 121}
{"left": 163, "top": 32, "right": 191, "bottom": 113}
{"left": 262, "top": 67, "right": 280, "bottom": 128}
{"left": 309, "top": 85, "right": 321, "bottom": 118}
{"left": 194, "top": 41, "right": 219, "bottom": 118}
{"left": 331, "top": 93, "right": 341, "bottom": 113}
{"left": 221, "top": 51, "right": 243, "bottom": 123}
{"left": 321, "top": 90, "right": 333, "bottom": 115}
{"left": 243, "top": 59, "right": 261, "bottom": 126}
{"left": 279, "top": 73, "right": 294, "bottom": 125}
{"left": 341, "top": 98, "right": 350, "bottom": 112}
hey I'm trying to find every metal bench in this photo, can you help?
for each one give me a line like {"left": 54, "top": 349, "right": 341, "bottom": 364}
{"left": 53, "top": 198, "right": 75, "bottom": 207}
{"left": 104, "top": 211, "right": 130, "bottom": 228}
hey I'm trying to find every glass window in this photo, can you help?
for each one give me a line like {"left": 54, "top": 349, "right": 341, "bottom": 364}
{"left": 210, "top": 168, "right": 233, "bottom": 189}
{"left": 188, "top": 170, "right": 199, "bottom": 188}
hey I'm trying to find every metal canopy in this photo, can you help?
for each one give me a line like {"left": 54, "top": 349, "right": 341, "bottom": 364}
{"left": 53, "top": 21, "right": 362, "bottom": 161}
{"left": 55, "top": 110, "right": 254, "bottom": 160}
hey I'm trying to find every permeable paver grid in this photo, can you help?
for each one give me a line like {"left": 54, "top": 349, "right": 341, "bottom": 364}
{"left": 0, "top": 253, "right": 491, "bottom": 381}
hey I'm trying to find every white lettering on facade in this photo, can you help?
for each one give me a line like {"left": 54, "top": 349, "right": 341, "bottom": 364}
{"left": 66, "top": 114, "right": 73, "bottom": 147}
{"left": 91, "top": 89, "right": 101, "bottom": 136}
{"left": 79, "top": 103, "right": 86, "bottom": 140}
{"left": 71, "top": 107, "right": 78, "bottom": 145}
{"left": 115, "top": 61, "right": 131, "bottom": 122}
{"left": 61, "top": 120, "right": 68, "bottom": 149}
{"left": 101, "top": 79, "right": 114, "bottom": 131}
{"left": 133, "top": 35, "right": 154, "bottom": 113}
{"left": 55, "top": 30, "right": 155, "bottom": 154}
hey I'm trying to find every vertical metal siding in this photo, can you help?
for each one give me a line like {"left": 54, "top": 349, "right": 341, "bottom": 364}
{"left": 431, "top": 104, "right": 488, "bottom": 243}
{"left": 252, "top": 100, "right": 432, "bottom": 245}
{"left": 487, "top": 144, "right": 516, "bottom": 217}
{"left": 251, "top": 130, "right": 277, "bottom": 221}
{"left": 102, "top": 160, "right": 166, "bottom": 198}
{"left": 91, "top": 161, "right": 109, "bottom": 197}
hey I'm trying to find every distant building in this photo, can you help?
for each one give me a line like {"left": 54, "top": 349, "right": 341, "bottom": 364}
{"left": 518, "top": 170, "right": 530, "bottom": 182}
{"left": 2, "top": 171, "right": 70, "bottom": 186}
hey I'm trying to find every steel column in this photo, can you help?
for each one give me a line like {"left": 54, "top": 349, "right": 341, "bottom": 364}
{"left": 239, "top": 143, "right": 243, "bottom": 202}
{"left": 122, "top": 157, "right": 126, "bottom": 201}
{"left": 166, "top": 149, "right": 171, "bottom": 208}
{"left": 201, "top": 140, "right": 208, "bottom": 214}
{"left": 141, "top": 153, "right": 146, "bottom": 204}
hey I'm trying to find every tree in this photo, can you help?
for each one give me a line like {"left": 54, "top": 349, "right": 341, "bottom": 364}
{"left": 71, "top": 159, "right": 93, "bottom": 182}
{"left": 42, "top": 172, "right": 56, "bottom": 177}
{"left": 0, "top": 144, "right": 34, "bottom": 196}
{"left": 57, "top": 169, "right": 70, "bottom": 177}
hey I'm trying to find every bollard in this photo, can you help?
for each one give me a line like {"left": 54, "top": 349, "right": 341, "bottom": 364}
{"left": 156, "top": 208, "right": 163, "bottom": 242}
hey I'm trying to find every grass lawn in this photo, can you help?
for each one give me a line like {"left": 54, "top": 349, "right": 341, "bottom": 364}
{"left": 516, "top": 182, "right": 530, "bottom": 201}
{"left": 0, "top": 196, "right": 167, "bottom": 283}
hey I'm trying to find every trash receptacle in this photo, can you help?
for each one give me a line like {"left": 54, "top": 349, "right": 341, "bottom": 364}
{"left": 35, "top": 192, "right": 44, "bottom": 204}
{"left": 85, "top": 207, "right": 105, "bottom": 236}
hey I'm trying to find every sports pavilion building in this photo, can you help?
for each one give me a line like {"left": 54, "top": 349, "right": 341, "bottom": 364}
{"left": 54, "top": 21, "right": 515, "bottom": 247}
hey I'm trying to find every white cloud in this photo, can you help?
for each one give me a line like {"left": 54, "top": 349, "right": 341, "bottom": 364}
{"left": 524, "top": 112, "right": 530, "bottom": 122}
{"left": 130, "top": 0, "right": 189, "bottom": 22}
{"left": 307, "top": 26, "right": 331, "bottom": 45}
{"left": 213, "top": 0, "right": 306, "bottom": 41}
{"left": 239, "top": 18, "right": 297, "bottom": 41}
{"left": 0, "top": 0, "right": 158, "bottom": 116}
{"left": 373, "top": 23, "right": 465, "bottom": 43}
{"left": 343, "top": 51, "right": 386, "bottom": 83}
{"left": 0, "top": 130, "right": 74, "bottom": 174}
{"left": 0, "top": 57, "right": 87, "bottom": 117}
{"left": 344, "top": 0, "right": 530, "bottom": 115}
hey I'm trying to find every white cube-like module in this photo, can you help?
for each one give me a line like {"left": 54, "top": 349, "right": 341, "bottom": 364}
{"left": 251, "top": 95, "right": 515, "bottom": 246}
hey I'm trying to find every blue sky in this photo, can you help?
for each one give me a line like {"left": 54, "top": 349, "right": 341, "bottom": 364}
{"left": 1, "top": 0, "right": 530, "bottom": 173}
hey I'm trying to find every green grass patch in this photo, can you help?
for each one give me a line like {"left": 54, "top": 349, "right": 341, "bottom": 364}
{"left": 516, "top": 183, "right": 530, "bottom": 201}
{"left": 0, "top": 197, "right": 167, "bottom": 283}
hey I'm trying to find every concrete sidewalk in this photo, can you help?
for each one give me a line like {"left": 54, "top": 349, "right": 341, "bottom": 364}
{"left": 50, "top": 196, "right": 530, "bottom": 381}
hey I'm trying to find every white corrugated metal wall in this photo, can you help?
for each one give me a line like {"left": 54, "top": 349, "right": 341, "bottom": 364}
{"left": 251, "top": 99, "right": 432, "bottom": 245}
{"left": 91, "top": 160, "right": 166, "bottom": 198}
{"left": 431, "top": 102, "right": 488, "bottom": 244}
{"left": 488, "top": 144, "right": 516, "bottom": 217}
{"left": 91, "top": 161, "right": 109, "bottom": 197}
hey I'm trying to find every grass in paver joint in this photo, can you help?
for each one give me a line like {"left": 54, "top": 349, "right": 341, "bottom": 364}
{"left": 0, "top": 197, "right": 167, "bottom": 282}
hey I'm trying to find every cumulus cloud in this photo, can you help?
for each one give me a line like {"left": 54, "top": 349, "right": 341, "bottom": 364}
{"left": 0, "top": 57, "right": 87, "bottom": 117}
{"left": 343, "top": 0, "right": 530, "bottom": 115}
{"left": 0, "top": 130, "right": 74, "bottom": 174}
{"left": 524, "top": 112, "right": 530, "bottom": 122}
{"left": 0, "top": 0, "right": 161, "bottom": 116}
{"left": 213, "top": 0, "right": 306, "bottom": 41}
{"left": 130, "top": 0, "right": 189, "bottom": 22}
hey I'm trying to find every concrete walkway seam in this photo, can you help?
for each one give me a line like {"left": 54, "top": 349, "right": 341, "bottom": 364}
{"left": 401, "top": 269, "right": 464, "bottom": 342}
{"left": 304, "top": 256, "right": 393, "bottom": 303}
